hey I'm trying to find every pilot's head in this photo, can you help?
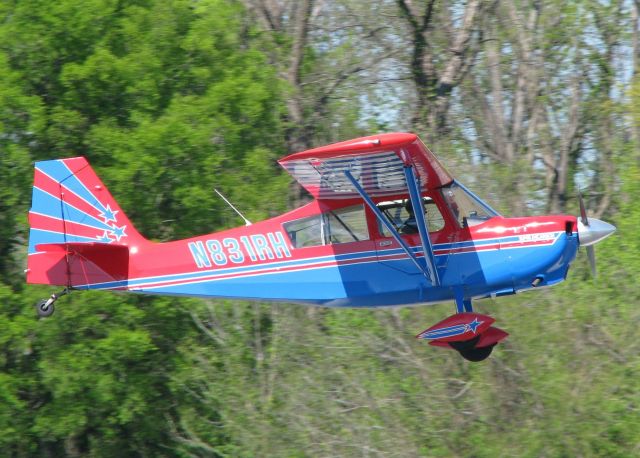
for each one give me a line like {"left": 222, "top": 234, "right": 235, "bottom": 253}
{"left": 404, "top": 200, "right": 414, "bottom": 215}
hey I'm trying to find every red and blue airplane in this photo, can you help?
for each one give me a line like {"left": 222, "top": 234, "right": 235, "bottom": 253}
{"left": 26, "top": 133, "right": 615, "bottom": 361}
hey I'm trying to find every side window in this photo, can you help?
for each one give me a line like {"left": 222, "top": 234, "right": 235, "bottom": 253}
{"left": 325, "top": 206, "right": 369, "bottom": 244}
{"left": 283, "top": 215, "right": 323, "bottom": 248}
{"left": 284, "top": 205, "right": 369, "bottom": 248}
{"left": 377, "top": 198, "right": 445, "bottom": 237}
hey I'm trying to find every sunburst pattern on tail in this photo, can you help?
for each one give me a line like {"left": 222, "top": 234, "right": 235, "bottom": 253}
{"left": 27, "top": 157, "right": 145, "bottom": 287}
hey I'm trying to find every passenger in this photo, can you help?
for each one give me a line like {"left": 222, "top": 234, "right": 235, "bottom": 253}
{"left": 401, "top": 200, "right": 419, "bottom": 234}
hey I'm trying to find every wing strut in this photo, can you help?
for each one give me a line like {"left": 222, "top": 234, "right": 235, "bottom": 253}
{"left": 403, "top": 166, "right": 440, "bottom": 286}
{"left": 343, "top": 170, "right": 436, "bottom": 284}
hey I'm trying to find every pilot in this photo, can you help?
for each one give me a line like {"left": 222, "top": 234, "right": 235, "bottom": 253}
{"left": 401, "top": 200, "right": 419, "bottom": 234}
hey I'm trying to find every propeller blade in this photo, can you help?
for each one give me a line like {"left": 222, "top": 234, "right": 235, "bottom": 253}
{"left": 577, "top": 191, "right": 615, "bottom": 278}
{"left": 578, "top": 191, "right": 596, "bottom": 278}
{"left": 586, "top": 245, "right": 596, "bottom": 278}
{"left": 578, "top": 191, "right": 589, "bottom": 226}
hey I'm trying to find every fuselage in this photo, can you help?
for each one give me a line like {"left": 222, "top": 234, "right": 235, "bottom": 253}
{"left": 26, "top": 137, "right": 614, "bottom": 359}
{"left": 82, "top": 185, "right": 580, "bottom": 308}
{"left": 26, "top": 135, "right": 613, "bottom": 328}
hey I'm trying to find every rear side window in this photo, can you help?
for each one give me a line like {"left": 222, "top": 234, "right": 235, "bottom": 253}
{"left": 284, "top": 205, "right": 369, "bottom": 248}
{"left": 283, "top": 215, "right": 323, "bottom": 248}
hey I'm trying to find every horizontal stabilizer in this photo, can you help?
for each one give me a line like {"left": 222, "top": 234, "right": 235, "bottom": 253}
{"left": 28, "top": 243, "right": 129, "bottom": 288}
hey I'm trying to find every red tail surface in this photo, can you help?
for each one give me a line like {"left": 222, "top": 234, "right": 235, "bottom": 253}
{"left": 27, "top": 157, "right": 146, "bottom": 288}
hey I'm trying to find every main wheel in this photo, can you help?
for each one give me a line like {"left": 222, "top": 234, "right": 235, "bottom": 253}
{"left": 458, "top": 344, "right": 494, "bottom": 362}
{"left": 36, "top": 299, "right": 55, "bottom": 318}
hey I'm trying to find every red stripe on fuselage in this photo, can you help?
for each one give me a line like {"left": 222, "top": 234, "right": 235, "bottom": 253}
{"left": 99, "top": 235, "right": 558, "bottom": 290}
{"left": 80, "top": 212, "right": 571, "bottom": 291}
{"left": 91, "top": 253, "right": 384, "bottom": 290}
{"left": 130, "top": 258, "right": 342, "bottom": 290}
{"left": 432, "top": 238, "right": 556, "bottom": 256}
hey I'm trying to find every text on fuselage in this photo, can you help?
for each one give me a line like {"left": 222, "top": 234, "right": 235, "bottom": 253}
{"left": 188, "top": 231, "right": 292, "bottom": 268}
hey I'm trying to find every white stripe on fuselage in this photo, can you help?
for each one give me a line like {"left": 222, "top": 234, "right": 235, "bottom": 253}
{"left": 72, "top": 231, "right": 565, "bottom": 290}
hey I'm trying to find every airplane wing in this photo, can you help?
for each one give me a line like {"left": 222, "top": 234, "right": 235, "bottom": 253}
{"left": 278, "top": 132, "right": 453, "bottom": 200}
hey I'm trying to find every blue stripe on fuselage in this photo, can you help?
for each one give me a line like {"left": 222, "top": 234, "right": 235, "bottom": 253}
{"left": 74, "top": 232, "right": 577, "bottom": 308}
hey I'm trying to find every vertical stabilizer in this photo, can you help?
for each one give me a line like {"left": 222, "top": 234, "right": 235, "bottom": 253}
{"left": 27, "top": 157, "right": 145, "bottom": 287}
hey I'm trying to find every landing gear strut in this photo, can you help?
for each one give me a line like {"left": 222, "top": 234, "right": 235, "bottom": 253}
{"left": 35, "top": 288, "right": 69, "bottom": 318}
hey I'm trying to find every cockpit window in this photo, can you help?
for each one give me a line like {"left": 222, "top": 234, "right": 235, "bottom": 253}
{"left": 325, "top": 205, "right": 369, "bottom": 244}
{"left": 284, "top": 205, "right": 369, "bottom": 248}
{"left": 377, "top": 198, "right": 445, "bottom": 237}
{"left": 441, "top": 182, "right": 498, "bottom": 228}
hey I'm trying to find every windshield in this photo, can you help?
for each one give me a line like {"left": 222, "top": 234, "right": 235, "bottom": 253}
{"left": 441, "top": 182, "right": 498, "bottom": 228}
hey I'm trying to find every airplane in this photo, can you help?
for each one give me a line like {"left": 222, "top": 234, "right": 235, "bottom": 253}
{"left": 26, "top": 132, "right": 616, "bottom": 361}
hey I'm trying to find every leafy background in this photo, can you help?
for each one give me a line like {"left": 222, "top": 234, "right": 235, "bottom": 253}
{"left": 1, "top": 1, "right": 639, "bottom": 456}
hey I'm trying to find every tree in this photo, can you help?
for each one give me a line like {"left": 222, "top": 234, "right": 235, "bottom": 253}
{"left": 0, "top": 0, "right": 289, "bottom": 455}
{"left": 397, "top": 0, "right": 483, "bottom": 135}
{"left": 1, "top": 0, "right": 639, "bottom": 456}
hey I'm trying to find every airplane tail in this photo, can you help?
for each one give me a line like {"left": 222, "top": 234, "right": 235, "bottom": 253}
{"left": 27, "top": 157, "right": 146, "bottom": 288}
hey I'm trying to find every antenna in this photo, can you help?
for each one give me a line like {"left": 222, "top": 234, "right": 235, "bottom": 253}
{"left": 214, "top": 189, "right": 252, "bottom": 226}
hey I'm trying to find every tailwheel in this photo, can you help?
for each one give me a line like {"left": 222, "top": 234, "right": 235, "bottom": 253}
{"left": 34, "top": 288, "right": 69, "bottom": 318}
{"left": 36, "top": 299, "right": 55, "bottom": 318}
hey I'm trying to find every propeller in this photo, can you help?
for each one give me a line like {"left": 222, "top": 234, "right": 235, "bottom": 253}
{"left": 576, "top": 191, "right": 616, "bottom": 278}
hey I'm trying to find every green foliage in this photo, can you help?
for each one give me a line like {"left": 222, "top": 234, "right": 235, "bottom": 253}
{"left": 0, "top": 51, "right": 45, "bottom": 283}
{"left": 0, "top": 0, "right": 288, "bottom": 455}
{"left": 1, "top": 0, "right": 639, "bottom": 456}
